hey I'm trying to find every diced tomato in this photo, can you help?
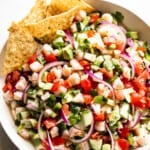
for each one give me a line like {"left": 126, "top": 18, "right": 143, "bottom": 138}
{"left": 91, "top": 132, "right": 100, "bottom": 139}
{"left": 80, "top": 78, "right": 92, "bottom": 93}
{"left": 87, "top": 30, "right": 95, "bottom": 38}
{"left": 99, "top": 68, "right": 113, "bottom": 79}
{"left": 117, "top": 139, "right": 129, "bottom": 150}
{"left": 63, "top": 80, "right": 71, "bottom": 89}
{"left": 83, "top": 94, "right": 93, "bottom": 105}
{"left": 45, "top": 53, "right": 57, "bottom": 62}
{"left": 28, "top": 54, "right": 37, "bottom": 64}
{"left": 43, "top": 118, "right": 56, "bottom": 129}
{"left": 146, "top": 97, "right": 150, "bottom": 108}
{"left": 51, "top": 81, "right": 60, "bottom": 93}
{"left": 114, "top": 90, "right": 125, "bottom": 101}
{"left": 79, "top": 60, "right": 90, "bottom": 70}
{"left": 42, "top": 140, "right": 50, "bottom": 150}
{"left": 118, "top": 127, "right": 129, "bottom": 138}
{"left": 116, "top": 41, "right": 124, "bottom": 51}
{"left": 2, "top": 82, "right": 12, "bottom": 92}
{"left": 62, "top": 104, "right": 70, "bottom": 115}
{"left": 131, "top": 92, "right": 146, "bottom": 108}
{"left": 11, "top": 70, "right": 20, "bottom": 83}
{"left": 90, "top": 13, "right": 99, "bottom": 23}
{"left": 135, "top": 62, "right": 144, "bottom": 76}
{"left": 94, "top": 112, "right": 105, "bottom": 121}
{"left": 132, "top": 70, "right": 149, "bottom": 92}
{"left": 136, "top": 46, "right": 146, "bottom": 52}
{"left": 47, "top": 72, "right": 55, "bottom": 82}
{"left": 52, "top": 136, "right": 65, "bottom": 146}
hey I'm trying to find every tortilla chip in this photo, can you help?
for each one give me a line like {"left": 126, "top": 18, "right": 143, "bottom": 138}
{"left": 2, "top": 24, "right": 39, "bottom": 75}
{"left": 27, "top": 1, "right": 95, "bottom": 43}
{"left": 19, "top": 0, "right": 51, "bottom": 25}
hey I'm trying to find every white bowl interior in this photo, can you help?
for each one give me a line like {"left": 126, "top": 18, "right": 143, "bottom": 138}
{"left": 0, "top": 1, "right": 150, "bottom": 150}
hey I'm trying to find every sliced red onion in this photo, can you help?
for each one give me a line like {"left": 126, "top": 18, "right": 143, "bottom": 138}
{"left": 129, "top": 109, "right": 141, "bottom": 128}
{"left": 99, "top": 24, "right": 127, "bottom": 51}
{"left": 70, "top": 111, "right": 94, "bottom": 144}
{"left": 105, "top": 122, "right": 115, "bottom": 150}
{"left": 61, "top": 109, "right": 70, "bottom": 125}
{"left": 120, "top": 53, "right": 135, "bottom": 79}
{"left": 85, "top": 70, "right": 115, "bottom": 100}
{"left": 38, "top": 112, "right": 45, "bottom": 141}
{"left": 22, "top": 84, "right": 30, "bottom": 104}
{"left": 127, "top": 38, "right": 134, "bottom": 47}
{"left": 47, "top": 130, "right": 55, "bottom": 150}
{"left": 38, "top": 61, "right": 66, "bottom": 86}
{"left": 64, "top": 30, "right": 75, "bottom": 49}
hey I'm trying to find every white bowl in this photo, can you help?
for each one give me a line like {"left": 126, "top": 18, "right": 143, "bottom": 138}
{"left": 0, "top": 0, "right": 150, "bottom": 150}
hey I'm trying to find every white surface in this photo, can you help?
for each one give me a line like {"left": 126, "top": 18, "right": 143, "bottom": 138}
{"left": 0, "top": 0, "right": 150, "bottom": 150}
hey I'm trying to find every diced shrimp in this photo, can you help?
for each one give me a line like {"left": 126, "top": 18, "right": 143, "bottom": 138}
{"left": 77, "top": 142, "right": 90, "bottom": 150}
{"left": 50, "top": 126, "right": 59, "bottom": 138}
{"left": 122, "top": 66, "right": 131, "bottom": 79}
{"left": 80, "top": 74, "right": 88, "bottom": 80}
{"left": 75, "top": 50, "right": 84, "bottom": 60}
{"left": 29, "top": 61, "right": 43, "bottom": 72}
{"left": 70, "top": 59, "right": 83, "bottom": 70}
{"left": 101, "top": 105, "right": 112, "bottom": 114}
{"left": 68, "top": 73, "right": 80, "bottom": 86}
{"left": 101, "top": 13, "right": 113, "bottom": 23}
{"left": 10, "top": 101, "right": 18, "bottom": 109}
{"left": 134, "top": 136, "right": 148, "bottom": 147}
{"left": 42, "top": 44, "right": 53, "bottom": 55}
{"left": 41, "top": 92, "right": 50, "bottom": 101}
{"left": 13, "top": 91, "right": 23, "bottom": 101}
{"left": 15, "top": 76, "right": 27, "bottom": 91}
{"left": 11, "top": 109, "right": 17, "bottom": 120}
{"left": 22, "top": 64, "right": 30, "bottom": 71}
{"left": 97, "top": 83, "right": 110, "bottom": 97}
{"left": 18, "top": 128, "right": 30, "bottom": 139}
{"left": 31, "top": 72, "right": 39, "bottom": 84}
{"left": 73, "top": 93, "right": 84, "bottom": 103}
{"left": 71, "top": 22, "right": 77, "bottom": 33}
{"left": 62, "top": 65, "right": 72, "bottom": 77}
{"left": 114, "top": 89, "right": 125, "bottom": 101}
{"left": 95, "top": 121, "right": 106, "bottom": 132}
{"left": 51, "top": 67, "right": 62, "bottom": 79}
{"left": 69, "top": 127, "right": 84, "bottom": 138}
{"left": 93, "top": 72, "right": 103, "bottom": 81}
{"left": 75, "top": 10, "right": 87, "bottom": 21}
{"left": 3, "top": 91, "right": 13, "bottom": 103}
{"left": 113, "top": 78, "right": 124, "bottom": 90}
{"left": 91, "top": 103, "right": 101, "bottom": 115}
{"left": 55, "top": 86, "right": 67, "bottom": 95}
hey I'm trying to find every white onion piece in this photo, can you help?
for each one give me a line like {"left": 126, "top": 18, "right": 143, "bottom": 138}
{"left": 105, "top": 122, "right": 115, "bottom": 150}
{"left": 86, "top": 70, "right": 115, "bottom": 100}
{"left": 38, "top": 61, "right": 66, "bottom": 86}
{"left": 26, "top": 103, "right": 38, "bottom": 111}
{"left": 70, "top": 111, "right": 94, "bottom": 144}
{"left": 129, "top": 110, "right": 141, "bottom": 128}
{"left": 47, "top": 130, "right": 55, "bottom": 150}
{"left": 37, "top": 112, "right": 45, "bottom": 141}
{"left": 120, "top": 54, "right": 135, "bottom": 79}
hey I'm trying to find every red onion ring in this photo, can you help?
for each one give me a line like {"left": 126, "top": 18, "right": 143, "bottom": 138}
{"left": 38, "top": 61, "right": 66, "bottom": 86}
{"left": 85, "top": 70, "right": 115, "bottom": 100}
{"left": 64, "top": 30, "right": 75, "bottom": 49}
{"left": 129, "top": 110, "right": 141, "bottom": 128}
{"left": 120, "top": 53, "right": 135, "bottom": 79}
{"left": 37, "top": 112, "right": 45, "bottom": 141}
{"left": 22, "top": 84, "right": 30, "bottom": 104}
{"left": 70, "top": 110, "right": 94, "bottom": 144}
{"left": 47, "top": 130, "right": 55, "bottom": 150}
{"left": 127, "top": 38, "right": 134, "bottom": 47}
{"left": 61, "top": 109, "right": 70, "bottom": 126}
{"left": 105, "top": 122, "right": 115, "bottom": 150}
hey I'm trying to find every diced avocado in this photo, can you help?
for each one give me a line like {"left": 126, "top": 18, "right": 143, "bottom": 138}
{"left": 81, "top": 109, "right": 92, "bottom": 127}
{"left": 120, "top": 103, "right": 130, "bottom": 119}
{"left": 94, "top": 56, "right": 104, "bottom": 66}
{"left": 83, "top": 16, "right": 90, "bottom": 26}
{"left": 109, "top": 106, "right": 120, "bottom": 126}
{"left": 52, "top": 37, "right": 64, "bottom": 48}
{"left": 69, "top": 114, "right": 81, "bottom": 125}
{"left": 89, "top": 139, "right": 102, "bottom": 150}
{"left": 93, "top": 96, "right": 103, "bottom": 103}
{"left": 127, "top": 133, "right": 134, "bottom": 145}
{"left": 108, "top": 43, "right": 116, "bottom": 50}
{"left": 126, "top": 31, "right": 139, "bottom": 40}
{"left": 41, "top": 71, "right": 48, "bottom": 82}
{"left": 62, "top": 45, "right": 73, "bottom": 60}
{"left": 102, "top": 144, "right": 111, "bottom": 150}
{"left": 103, "top": 60, "right": 114, "bottom": 71}
{"left": 32, "top": 134, "right": 41, "bottom": 147}
{"left": 20, "top": 111, "right": 30, "bottom": 119}
{"left": 84, "top": 52, "right": 96, "bottom": 62}
{"left": 54, "top": 102, "right": 62, "bottom": 110}
{"left": 36, "top": 89, "right": 43, "bottom": 96}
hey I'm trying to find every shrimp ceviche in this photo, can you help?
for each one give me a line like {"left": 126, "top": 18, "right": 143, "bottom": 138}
{"left": 2, "top": 10, "right": 150, "bottom": 150}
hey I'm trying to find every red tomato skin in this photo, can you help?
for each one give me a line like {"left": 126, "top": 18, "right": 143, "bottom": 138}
{"left": 43, "top": 118, "right": 56, "bottom": 129}
{"left": 52, "top": 136, "right": 65, "bottom": 146}
{"left": 94, "top": 112, "right": 105, "bottom": 121}
{"left": 51, "top": 81, "right": 60, "bottom": 93}
{"left": 45, "top": 53, "right": 57, "bottom": 62}
{"left": 2, "top": 82, "right": 12, "bottom": 92}
{"left": 117, "top": 139, "right": 129, "bottom": 150}
{"left": 118, "top": 127, "right": 129, "bottom": 138}
{"left": 80, "top": 78, "right": 92, "bottom": 93}
{"left": 28, "top": 54, "right": 37, "bottom": 64}
{"left": 90, "top": 14, "right": 99, "bottom": 23}
{"left": 83, "top": 94, "right": 93, "bottom": 105}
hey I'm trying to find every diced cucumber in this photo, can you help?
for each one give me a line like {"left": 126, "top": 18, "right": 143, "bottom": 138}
{"left": 126, "top": 31, "right": 139, "bottom": 40}
{"left": 20, "top": 111, "right": 30, "bottom": 120}
{"left": 44, "top": 108, "right": 57, "bottom": 118}
{"left": 93, "top": 95, "right": 103, "bottom": 103}
{"left": 32, "top": 134, "right": 41, "bottom": 147}
{"left": 39, "top": 82, "right": 53, "bottom": 90}
{"left": 56, "top": 30, "right": 65, "bottom": 37}
{"left": 81, "top": 109, "right": 92, "bottom": 127}
{"left": 52, "top": 37, "right": 65, "bottom": 49}
{"left": 83, "top": 16, "right": 90, "bottom": 27}
{"left": 41, "top": 71, "right": 48, "bottom": 82}
{"left": 62, "top": 45, "right": 73, "bottom": 60}
{"left": 89, "top": 139, "right": 102, "bottom": 150}
{"left": 106, "top": 99, "right": 115, "bottom": 106}
{"left": 109, "top": 106, "right": 120, "bottom": 126}
{"left": 94, "top": 56, "right": 104, "bottom": 66}
{"left": 102, "top": 144, "right": 111, "bottom": 150}
{"left": 120, "top": 103, "right": 130, "bottom": 119}
{"left": 84, "top": 52, "right": 96, "bottom": 62}
{"left": 103, "top": 59, "right": 114, "bottom": 71}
